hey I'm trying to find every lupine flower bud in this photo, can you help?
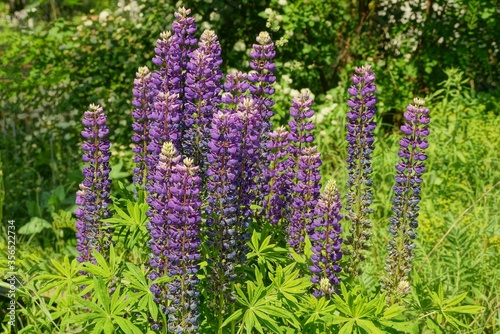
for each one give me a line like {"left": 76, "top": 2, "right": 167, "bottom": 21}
{"left": 383, "top": 98, "right": 430, "bottom": 301}
{"left": 288, "top": 146, "right": 322, "bottom": 253}
{"left": 343, "top": 65, "right": 377, "bottom": 276}
{"left": 75, "top": 104, "right": 112, "bottom": 263}
{"left": 309, "top": 180, "right": 343, "bottom": 297}
{"left": 132, "top": 66, "right": 157, "bottom": 189}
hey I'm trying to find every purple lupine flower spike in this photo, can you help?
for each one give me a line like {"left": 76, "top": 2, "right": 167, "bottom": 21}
{"left": 288, "top": 90, "right": 315, "bottom": 156}
{"left": 148, "top": 30, "right": 182, "bottom": 191}
{"left": 344, "top": 65, "right": 377, "bottom": 276}
{"left": 221, "top": 71, "right": 250, "bottom": 108}
{"left": 205, "top": 110, "right": 243, "bottom": 309}
{"left": 288, "top": 146, "right": 322, "bottom": 253}
{"left": 310, "top": 179, "right": 343, "bottom": 297}
{"left": 75, "top": 104, "right": 112, "bottom": 263}
{"left": 131, "top": 66, "right": 157, "bottom": 189}
{"left": 184, "top": 29, "right": 223, "bottom": 172}
{"left": 248, "top": 31, "right": 276, "bottom": 133}
{"left": 165, "top": 157, "right": 202, "bottom": 333}
{"left": 170, "top": 7, "right": 198, "bottom": 156}
{"left": 383, "top": 98, "right": 430, "bottom": 301}
{"left": 147, "top": 142, "right": 182, "bottom": 312}
{"left": 262, "top": 126, "right": 294, "bottom": 225}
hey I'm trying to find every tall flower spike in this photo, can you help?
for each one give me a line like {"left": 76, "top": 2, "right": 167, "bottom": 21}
{"left": 288, "top": 90, "right": 315, "bottom": 156}
{"left": 262, "top": 126, "right": 294, "bottom": 225}
{"left": 170, "top": 7, "right": 198, "bottom": 156}
{"left": 205, "top": 111, "right": 243, "bottom": 313}
{"left": 131, "top": 66, "right": 157, "bottom": 190}
{"left": 310, "top": 179, "right": 343, "bottom": 297}
{"left": 147, "top": 142, "right": 182, "bottom": 314}
{"left": 165, "top": 157, "right": 202, "bottom": 333}
{"left": 248, "top": 31, "right": 276, "bottom": 133}
{"left": 75, "top": 104, "right": 112, "bottom": 263}
{"left": 343, "top": 65, "right": 377, "bottom": 276}
{"left": 382, "top": 98, "right": 430, "bottom": 303}
{"left": 148, "top": 31, "right": 182, "bottom": 191}
{"left": 288, "top": 146, "right": 322, "bottom": 253}
{"left": 184, "top": 29, "right": 223, "bottom": 174}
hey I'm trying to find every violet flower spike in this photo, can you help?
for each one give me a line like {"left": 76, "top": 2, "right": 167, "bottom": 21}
{"left": 248, "top": 31, "right": 277, "bottom": 133}
{"left": 343, "top": 65, "right": 377, "bottom": 276}
{"left": 170, "top": 7, "right": 198, "bottom": 156}
{"left": 287, "top": 90, "right": 315, "bottom": 156}
{"left": 383, "top": 98, "right": 430, "bottom": 302}
{"left": 205, "top": 110, "right": 244, "bottom": 310}
{"left": 262, "top": 126, "right": 294, "bottom": 225}
{"left": 75, "top": 104, "right": 112, "bottom": 263}
{"left": 184, "top": 29, "right": 223, "bottom": 174}
{"left": 147, "top": 142, "right": 182, "bottom": 312}
{"left": 148, "top": 30, "right": 183, "bottom": 191}
{"left": 131, "top": 66, "right": 157, "bottom": 190}
{"left": 309, "top": 179, "right": 343, "bottom": 297}
{"left": 165, "top": 157, "right": 202, "bottom": 333}
{"left": 288, "top": 146, "right": 322, "bottom": 253}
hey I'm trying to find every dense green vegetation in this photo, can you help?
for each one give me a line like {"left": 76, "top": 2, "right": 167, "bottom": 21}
{"left": 0, "top": 0, "right": 499, "bottom": 333}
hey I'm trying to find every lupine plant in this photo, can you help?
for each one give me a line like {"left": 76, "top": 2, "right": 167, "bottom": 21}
{"left": 383, "top": 98, "right": 430, "bottom": 303}
{"left": 75, "top": 104, "right": 112, "bottom": 263}
{"left": 63, "top": 7, "right": 485, "bottom": 334}
{"left": 343, "top": 65, "right": 377, "bottom": 276}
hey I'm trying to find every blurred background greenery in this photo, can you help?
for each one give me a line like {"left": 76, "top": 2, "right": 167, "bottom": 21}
{"left": 0, "top": 0, "right": 499, "bottom": 332}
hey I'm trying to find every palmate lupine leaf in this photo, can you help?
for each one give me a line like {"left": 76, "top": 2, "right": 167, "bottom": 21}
{"left": 81, "top": 246, "right": 122, "bottom": 282}
{"left": 247, "top": 229, "right": 288, "bottom": 270}
{"left": 427, "top": 282, "right": 484, "bottom": 330}
{"left": 68, "top": 277, "right": 142, "bottom": 334}
{"left": 122, "top": 262, "right": 161, "bottom": 322}
{"left": 35, "top": 255, "right": 86, "bottom": 305}
{"left": 102, "top": 199, "right": 149, "bottom": 251}
{"left": 327, "top": 283, "right": 413, "bottom": 333}
{"left": 223, "top": 280, "right": 294, "bottom": 334}
{"left": 268, "top": 263, "right": 310, "bottom": 304}
{"left": 297, "top": 295, "right": 336, "bottom": 333}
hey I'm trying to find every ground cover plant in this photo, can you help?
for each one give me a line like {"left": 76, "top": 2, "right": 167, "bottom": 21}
{"left": 1, "top": 3, "right": 500, "bottom": 334}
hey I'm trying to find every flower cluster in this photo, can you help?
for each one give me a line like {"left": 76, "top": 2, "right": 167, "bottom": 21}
{"left": 147, "top": 31, "right": 182, "bottom": 187}
{"left": 75, "top": 104, "right": 112, "bottom": 263}
{"left": 184, "top": 29, "right": 223, "bottom": 173}
{"left": 205, "top": 110, "right": 243, "bottom": 307}
{"left": 343, "top": 65, "right": 377, "bottom": 276}
{"left": 131, "top": 66, "right": 157, "bottom": 188}
{"left": 383, "top": 98, "right": 430, "bottom": 300}
{"left": 248, "top": 31, "right": 277, "bottom": 134}
{"left": 165, "top": 157, "right": 202, "bottom": 333}
{"left": 309, "top": 180, "right": 343, "bottom": 297}
{"left": 288, "top": 90, "right": 315, "bottom": 155}
{"left": 262, "top": 126, "right": 294, "bottom": 225}
{"left": 148, "top": 142, "right": 181, "bottom": 308}
{"left": 288, "top": 146, "right": 322, "bottom": 253}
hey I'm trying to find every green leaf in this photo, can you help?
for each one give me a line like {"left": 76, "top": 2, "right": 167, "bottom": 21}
{"left": 356, "top": 319, "right": 385, "bottom": 334}
{"left": 338, "top": 320, "right": 355, "bottom": 334}
{"left": 114, "top": 317, "right": 143, "bottom": 334}
{"left": 221, "top": 309, "right": 243, "bottom": 328}
{"left": 445, "top": 305, "right": 484, "bottom": 314}
{"left": 18, "top": 217, "right": 52, "bottom": 234}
